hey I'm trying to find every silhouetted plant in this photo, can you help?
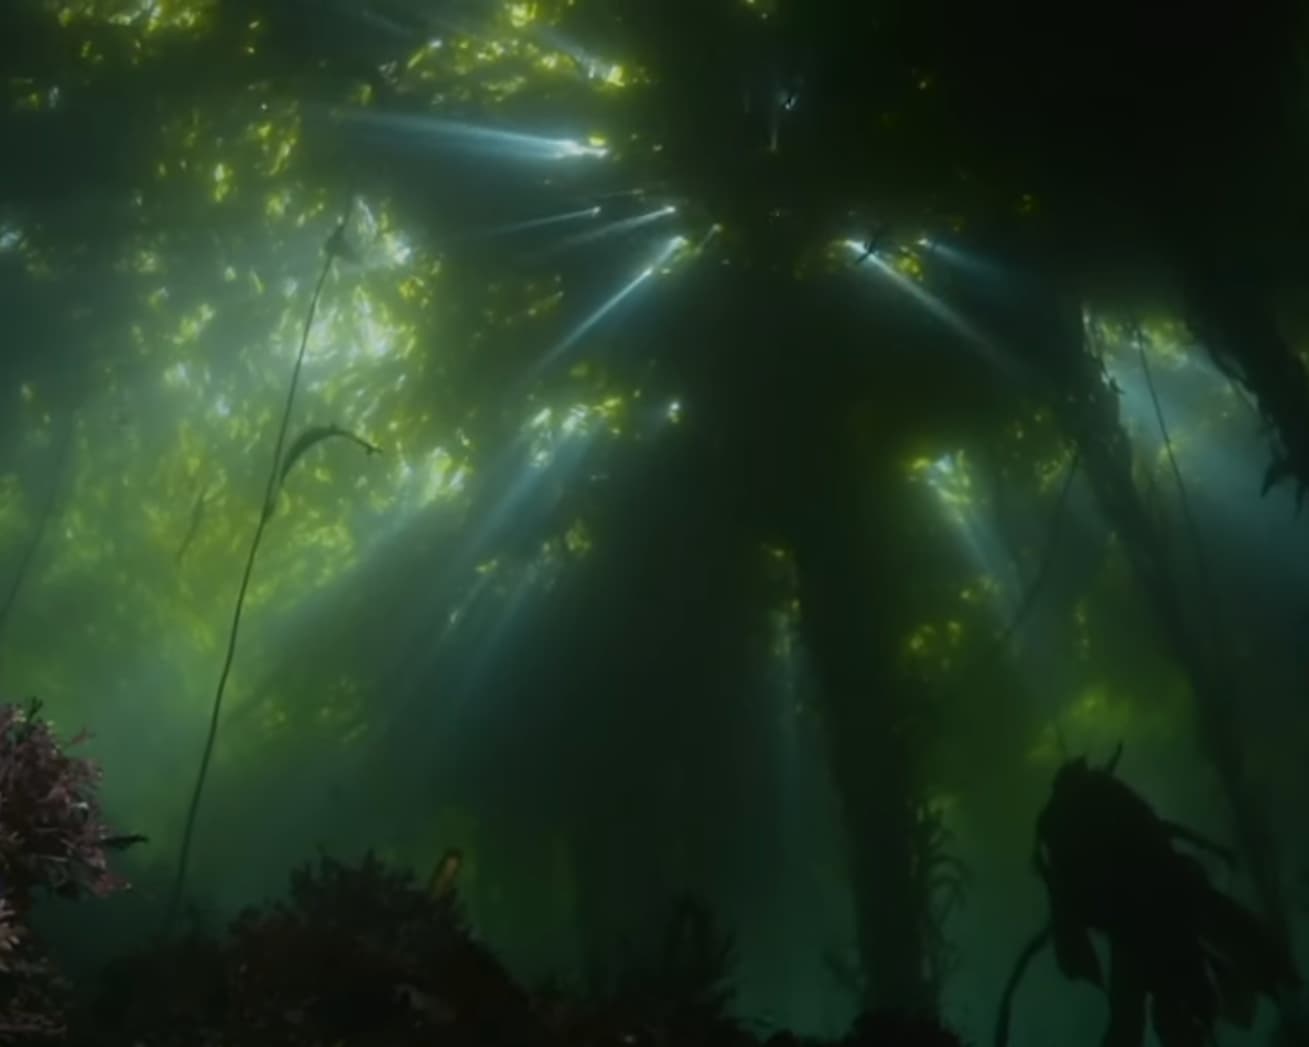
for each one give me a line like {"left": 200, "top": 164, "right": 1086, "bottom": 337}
{"left": 601, "top": 894, "right": 742, "bottom": 1043}
{"left": 233, "top": 850, "right": 467, "bottom": 974}
{"left": 0, "top": 941, "right": 64, "bottom": 1044}
{"left": 911, "top": 799, "right": 969, "bottom": 1000}
{"left": 849, "top": 1008, "right": 966, "bottom": 1046}
{"left": 214, "top": 850, "right": 533, "bottom": 1045}
{"left": 80, "top": 931, "right": 227, "bottom": 1046}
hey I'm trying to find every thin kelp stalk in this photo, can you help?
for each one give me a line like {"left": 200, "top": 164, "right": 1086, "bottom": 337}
{"left": 162, "top": 212, "right": 351, "bottom": 936}
{"left": 1134, "top": 329, "right": 1214, "bottom": 608}
{"left": 992, "top": 925, "right": 1050, "bottom": 1047}
{"left": 985, "top": 448, "right": 1081, "bottom": 658}
{"left": 0, "top": 416, "right": 75, "bottom": 657}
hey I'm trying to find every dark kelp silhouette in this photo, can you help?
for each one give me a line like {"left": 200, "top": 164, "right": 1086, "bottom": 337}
{"left": 996, "top": 747, "right": 1300, "bottom": 1047}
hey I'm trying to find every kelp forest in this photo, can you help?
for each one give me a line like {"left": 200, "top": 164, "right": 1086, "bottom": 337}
{"left": 2, "top": 1, "right": 1309, "bottom": 1044}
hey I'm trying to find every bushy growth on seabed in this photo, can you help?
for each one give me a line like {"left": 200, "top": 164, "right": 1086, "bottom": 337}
{"left": 0, "top": 700, "right": 963, "bottom": 1046}
{"left": 70, "top": 852, "right": 963, "bottom": 1046}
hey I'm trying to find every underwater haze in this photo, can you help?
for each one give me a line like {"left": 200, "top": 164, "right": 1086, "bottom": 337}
{"left": 2, "top": 1, "right": 1309, "bottom": 1045}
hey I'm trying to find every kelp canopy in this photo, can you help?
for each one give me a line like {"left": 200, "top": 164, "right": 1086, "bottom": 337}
{"left": 1, "top": 0, "right": 1308, "bottom": 1041}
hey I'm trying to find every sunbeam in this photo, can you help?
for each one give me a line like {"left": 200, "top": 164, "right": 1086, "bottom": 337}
{"left": 535, "top": 234, "right": 689, "bottom": 371}
{"left": 329, "top": 108, "right": 610, "bottom": 161}
{"left": 455, "top": 206, "right": 603, "bottom": 241}
{"left": 532, "top": 205, "right": 678, "bottom": 259}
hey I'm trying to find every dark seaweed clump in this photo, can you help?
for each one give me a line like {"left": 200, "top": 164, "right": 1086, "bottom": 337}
{"left": 70, "top": 849, "right": 965, "bottom": 1046}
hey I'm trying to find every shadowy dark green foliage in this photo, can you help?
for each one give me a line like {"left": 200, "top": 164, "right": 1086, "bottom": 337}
{"left": 593, "top": 894, "right": 743, "bottom": 1046}
{"left": 997, "top": 752, "right": 1300, "bottom": 1047}
{"left": 81, "top": 850, "right": 538, "bottom": 1046}
{"left": 848, "top": 1009, "right": 966, "bottom": 1047}
{"left": 70, "top": 847, "right": 970, "bottom": 1046}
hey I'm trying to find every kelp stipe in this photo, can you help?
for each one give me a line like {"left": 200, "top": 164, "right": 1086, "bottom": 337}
{"left": 161, "top": 205, "right": 370, "bottom": 937}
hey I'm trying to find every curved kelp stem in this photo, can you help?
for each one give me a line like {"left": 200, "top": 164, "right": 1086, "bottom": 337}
{"left": 0, "top": 417, "right": 75, "bottom": 657}
{"left": 162, "top": 216, "right": 348, "bottom": 936}
{"left": 993, "top": 924, "right": 1050, "bottom": 1047}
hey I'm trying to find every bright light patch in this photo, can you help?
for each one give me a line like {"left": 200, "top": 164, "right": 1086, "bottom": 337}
{"left": 347, "top": 197, "right": 398, "bottom": 264}
{"left": 648, "top": 234, "right": 690, "bottom": 274}
{"left": 172, "top": 302, "right": 216, "bottom": 345}
{"left": 583, "top": 58, "right": 622, "bottom": 84}
{"left": 59, "top": 0, "right": 214, "bottom": 35}
{"left": 666, "top": 399, "right": 683, "bottom": 424}
{"left": 565, "top": 519, "right": 592, "bottom": 555}
{"left": 507, "top": 2, "right": 536, "bottom": 28}
{"left": 358, "top": 299, "right": 393, "bottom": 358}
{"left": 425, "top": 448, "right": 462, "bottom": 505}
{"left": 380, "top": 232, "right": 413, "bottom": 266}
{"left": 561, "top": 405, "right": 588, "bottom": 435}
{"left": 212, "top": 161, "right": 232, "bottom": 202}
{"left": 555, "top": 138, "right": 609, "bottom": 159}
{"left": 0, "top": 227, "right": 21, "bottom": 252}
{"left": 521, "top": 398, "right": 625, "bottom": 473}
{"left": 910, "top": 451, "right": 974, "bottom": 511}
